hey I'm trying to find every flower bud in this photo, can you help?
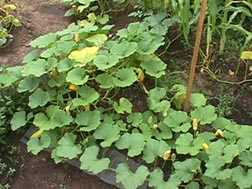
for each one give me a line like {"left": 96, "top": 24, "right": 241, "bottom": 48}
{"left": 202, "top": 143, "right": 209, "bottom": 152}
{"left": 163, "top": 150, "right": 171, "bottom": 160}
{"left": 31, "top": 129, "right": 43, "bottom": 139}
{"left": 74, "top": 33, "right": 80, "bottom": 42}
{"left": 137, "top": 69, "right": 145, "bottom": 83}
{"left": 192, "top": 118, "right": 199, "bottom": 131}
{"left": 215, "top": 129, "right": 224, "bottom": 138}
{"left": 69, "top": 84, "right": 78, "bottom": 92}
{"left": 153, "top": 124, "right": 159, "bottom": 129}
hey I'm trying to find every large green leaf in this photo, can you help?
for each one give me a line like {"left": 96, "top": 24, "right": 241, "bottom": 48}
{"left": 239, "top": 151, "right": 252, "bottom": 167}
{"left": 28, "top": 88, "right": 50, "bottom": 109}
{"left": 75, "top": 110, "right": 101, "bottom": 131}
{"left": 171, "top": 159, "right": 201, "bottom": 184}
{"left": 207, "top": 140, "right": 226, "bottom": 157}
{"left": 30, "top": 33, "right": 57, "bottom": 48}
{"left": 18, "top": 76, "right": 40, "bottom": 92}
{"left": 94, "top": 119, "right": 121, "bottom": 147}
{"left": 93, "top": 54, "right": 120, "bottom": 70}
{"left": 53, "top": 133, "right": 82, "bottom": 160}
{"left": 191, "top": 105, "right": 217, "bottom": 125}
{"left": 0, "top": 71, "right": 20, "bottom": 88}
{"left": 176, "top": 133, "right": 214, "bottom": 156}
{"left": 95, "top": 73, "right": 115, "bottom": 89}
{"left": 191, "top": 93, "right": 207, "bottom": 108}
{"left": 223, "top": 144, "right": 240, "bottom": 163}
{"left": 153, "top": 122, "right": 173, "bottom": 140}
{"left": 115, "top": 133, "right": 145, "bottom": 157}
{"left": 22, "top": 59, "right": 49, "bottom": 77}
{"left": 113, "top": 97, "right": 133, "bottom": 114}
{"left": 116, "top": 163, "right": 149, "bottom": 189}
{"left": 113, "top": 68, "right": 137, "bottom": 87}
{"left": 86, "top": 34, "right": 108, "bottom": 47}
{"left": 55, "top": 40, "right": 76, "bottom": 55}
{"left": 143, "top": 138, "right": 170, "bottom": 163}
{"left": 137, "top": 33, "right": 164, "bottom": 54}
{"left": 212, "top": 117, "right": 233, "bottom": 130}
{"left": 33, "top": 106, "right": 73, "bottom": 130}
{"left": 80, "top": 145, "right": 110, "bottom": 174}
{"left": 163, "top": 111, "right": 191, "bottom": 133}
{"left": 66, "top": 68, "right": 89, "bottom": 85}
{"left": 110, "top": 41, "right": 138, "bottom": 58}
{"left": 186, "top": 182, "right": 200, "bottom": 189}
{"left": 117, "top": 22, "right": 146, "bottom": 40}
{"left": 68, "top": 46, "right": 99, "bottom": 66}
{"left": 23, "top": 49, "right": 41, "bottom": 63}
{"left": 139, "top": 55, "right": 166, "bottom": 78}
{"left": 232, "top": 167, "right": 252, "bottom": 189}
{"left": 27, "top": 133, "right": 51, "bottom": 155}
{"left": 148, "top": 87, "right": 170, "bottom": 114}
{"left": 71, "top": 85, "right": 100, "bottom": 108}
{"left": 57, "top": 59, "right": 73, "bottom": 72}
{"left": 127, "top": 112, "right": 144, "bottom": 127}
{"left": 149, "top": 169, "right": 178, "bottom": 189}
{"left": 11, "top": 111, "right": 27, "bottom": 131}
{"left": 205, "top": 156, "right": 231, "bottom": 180}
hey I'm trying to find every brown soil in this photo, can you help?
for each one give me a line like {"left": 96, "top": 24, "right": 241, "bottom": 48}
{"left": 11, "top": 144, "right": 114, "bottom": 189}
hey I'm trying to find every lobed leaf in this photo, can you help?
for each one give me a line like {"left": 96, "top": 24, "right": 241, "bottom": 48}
{"left": 75, "top": 110, "right": 101, "bottom": 132}
{"left": 116, "top": 163, "right": 149, "bottom": 189}
{"left": 116, "top": 133, "right": 145, "bottom": 157}
{"left": 80, "top": 145, "right": 110, "bottom": 174}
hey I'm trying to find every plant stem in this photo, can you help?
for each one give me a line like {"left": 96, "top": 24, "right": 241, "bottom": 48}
{"left": 219, "top": 0, "right": 230, "bottom": 54}
{"left": 184, "top": 0, "right": 208, "bottom": 112}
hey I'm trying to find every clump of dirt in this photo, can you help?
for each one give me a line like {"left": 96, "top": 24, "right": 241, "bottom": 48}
{"left": 0, "top": 0, "right": 70, "bottom": 66}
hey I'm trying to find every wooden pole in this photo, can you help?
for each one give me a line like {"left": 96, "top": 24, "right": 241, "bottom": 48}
{"left": 184, "top": 0, "right": 208, "bottom": 112}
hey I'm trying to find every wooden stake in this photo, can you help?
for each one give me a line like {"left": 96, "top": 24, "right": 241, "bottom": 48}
{"left": 184, "top": 0, "right": 208, "bottom": 112}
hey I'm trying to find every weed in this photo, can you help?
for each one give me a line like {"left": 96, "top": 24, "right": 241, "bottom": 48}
{"left": 215, "top": 94, "right": 236, "bottom": 117}
{"left": 0, "top": 184, "right": 10, "bottom": 189}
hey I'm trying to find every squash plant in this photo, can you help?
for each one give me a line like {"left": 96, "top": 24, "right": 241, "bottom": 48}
{"left": 0, "top": 0, "right": 21, "bottom": 47}
{"left": 0, "top": 73, "right": 29, "bottom": 144}
{"left": 0, "top": 13, "right": 252, "bottom": 189}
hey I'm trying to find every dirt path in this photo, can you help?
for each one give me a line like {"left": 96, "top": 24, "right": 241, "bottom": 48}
{"left": 0, "top": 0, "right": 69, "bottom": 66}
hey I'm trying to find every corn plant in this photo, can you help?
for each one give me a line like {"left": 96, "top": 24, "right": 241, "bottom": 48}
{"left": 139, "top": 0, "right": 252, "bottom": 57}
{"left": 219, "top": 0, "right": 252, "bottom": 54}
